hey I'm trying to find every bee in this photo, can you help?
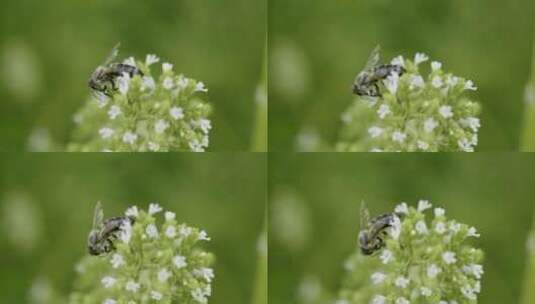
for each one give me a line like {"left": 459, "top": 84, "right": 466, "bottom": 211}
{"left": 358, "top": 201, "right": 398, "bottom": 255}
{"left": 87, "top": 201, "right": 135, "bottom": 256}
{"left": 88, "top": 43, "right": 143, "bottom": 98}
{"left": 352, "top": 45, "right": 406, "bottom": 97}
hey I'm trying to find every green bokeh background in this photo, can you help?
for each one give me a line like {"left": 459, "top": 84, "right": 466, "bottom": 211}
{"left": 0, "top": 0, "right": 265, "bottom": 151}
{"left": 269, "top": 0, "right": 535, "bottom": 151}
{"left": 0, "top": 153, "right": 266, "bottom": 303}
{"left": 268, "top": 153, "right": 535, "bottom": 303}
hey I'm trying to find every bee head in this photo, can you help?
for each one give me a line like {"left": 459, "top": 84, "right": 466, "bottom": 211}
{"left": 87, "top": 230, "right": 102, "bottom": 255}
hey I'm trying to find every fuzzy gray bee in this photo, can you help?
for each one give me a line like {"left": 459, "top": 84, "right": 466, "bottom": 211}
{"left": 87, "top": 201, "right": 135, "bottom": 256}
{"left": 358, "top": 201, "right": 398, "bottom": 255}
{"left": 352, "top": 46, "right": 406, "bottom": 97}
{"left": 88, "top": 43, "right": 143, "bottom": 98}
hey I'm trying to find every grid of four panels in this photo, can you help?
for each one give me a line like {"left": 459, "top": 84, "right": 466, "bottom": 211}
{"left": 1, "top": 1, "right": 535, "bottom": 304}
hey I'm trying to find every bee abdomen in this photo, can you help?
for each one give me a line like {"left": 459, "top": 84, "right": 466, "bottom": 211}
{"left": 373, "top": 64, "right": 406, "bottom": 79}
{"left": 112, "top": 63, "right": 144, "bottom": 77}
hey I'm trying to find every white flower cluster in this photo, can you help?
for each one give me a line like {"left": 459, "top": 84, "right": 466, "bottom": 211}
{"left": 338, "top": 52, "right": 481, "bottom": 152}
{"left": 337, "top": 200, "right": 484, "bottom": 304}
{"left": 69, "top": 203, "right": 215, "bottom": 304}
{"left": 70, "top": 54, "right": 212, "bottom": 152}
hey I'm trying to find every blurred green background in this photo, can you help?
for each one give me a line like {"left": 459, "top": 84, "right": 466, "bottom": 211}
{"left": 0, "top": 153, "right": 266, "bottom": 303}
{"left": 269, "top": 0, "right": 535, "bottom": 151}
{"left": 269, "top": 153, "right": 535, "bottom": 303}
{"left": 0, "top": 0, "right": 265, "bottom": 151}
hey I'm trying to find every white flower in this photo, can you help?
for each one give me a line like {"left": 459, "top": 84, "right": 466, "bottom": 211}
{"left": 420, "top": 287, "right": 432, "bottom": 296}
{"left": 194, "top": 267, "right": 215, "bottom": 282}
{"left": 414, "top": 52, "right": 429, "bottom": 65}
{"left": 177, "top": 77, "right": 190, "bottom": 89}
{"left": 390, "top": 215, "right": 402, "bottom": 240}
{"left": 380, "top": 249, "right": 393, "bottom": 264}
{"left": 125, "top": 206, "right": 139, "bottom": 218}
{"left": 432, "top": 75, "right": 443, "bottom": 88}
{"left": 103, "top": 299, "right": 117, "bottom": 304}
{"left": 101, "top": 276, "right": 116, "bottom": 288}
{"left": 458, "top": 138, "right": 475, "bottom": 152}
{"left": 395, "top": 202, "right": 409, "bottom": 214}
{"left": 395, "top": 297, "right": 409, "bottom": 304}
{"left": 170, "top": 106, "right": 184, "bottom": 120}
{"left": 173, "top": 255, "right": 187, "bottom": 269}
{"left": 461, "top": 285, "right": 477, "bottom": 300}
{"left": 195, "top": 81, "right": 208, "bottom": 92}
{"left": 391, "top": 55, "right": 405, "bottom": 67}
{"left": 99, "top": 127, "right": 114, "bottom": 139}
{"left": 384, "top": 73, "right": 399, "bottom": 94}
{"left": 162, "top": 63, "right": 173, "bottom": 73}
{"left": 142, "top": 76, "right": 156, "bottom": 91}
{"left": 180, "top": 226, "right": 193, "bottom": 237}
{"left": 424, "top": 118, "right": 438, "bottom": 133}
{"left": 155, "top": 119, "right": 170, "bottom": 134}
{"left": 439, "top": 105, "right": 453, "bottom": 118}
{"left": 197, "top": 119, "right": 212, "bottom": 134}
{"left": 368, "top": 126, "right": 383, "bottom": 138}
{"left": 435, "top": 222, "right": 447, "bottom": 234}
{"left": 108, "top": 105, "right": 122, "bottom": 120}
{"left": 158, "top": 268, "right": 172, "bottom": 282}
{"left": 165, "top": 211, "right": 176, "bottom": 221}
{"left": 431, "top": 61, "right": 442, "bottom": 71}
{"left": 119, "top": 220, "right": 132, "bottom": 244}
{"left": 410, "top": 75, "right": 425, "bottom": 89}
{"left": 417, "top": 200, "right": 432, "bottom": 211}
{"left": 146, "top": 54, "right": 160, "bottom": 66}
{"left": 146, "top": 224, "right": 159, "bottom": 239}
{"left": 148, "top": 142, "right": 160, "bottom": 152}
{"left": 450, "top": 222, "right": 462, "bottom": 233}
{"left": 191, "top": 288, "right": 208, "bottom": 304}
{"left": 417, "top": 140, "right": 429, "bottom": 151}
{"left": 434, "top": 207, "right": 445, "bottom": 217}
{"left": 467, "top": 226, "right": 480, "bottom": 237}
{"left": 125, "top": 280, "right": 140, "bottom": 293}
{"left": 463, "top": 264, "right": 484, "bottom": 279}
{"left": 442, "top": 251, "right": 457, "bottom": 264}
{"left": 151, "top": 291, "right": 163, "bottom": 300}
{"left": 122, "top": 132, "right": 138, "bottom": 145}
{"left": 460, "top": 117, "right": 480, "bottom": 132}
{"left": 372, "top": 295, "right": 387, "bottom": 304}
{"left": 198, "top": 230, "right": 211, "bottom": 241}
{"left": 118, "top": 73, "right": 130, "bottom": 95}
{"left": 427, "top": 264, "right": 442, "bottom": 278}
{"left": 149, "top": 203, "right": 163, "bottom": 214}
{"left": 165, "top": 226, "right": 177, "bottom": 238}
{"left": 392, "top": 131, "right": 406, "bottom": 143}
{"left": 464, "top": 80, "right": 477, "bottom": 91}
{"left": 371, "top": 272, "right": 387, "bottom": 285}
{"left": 446, "top": 75, "right": 459, "bottom": 87}
{"left": 110, "top": 254, "right": 125, "bottom": 268}
{"left": 415, "top": 220, "right": 428, "bottom": 234}
{"left": 123, "top": 57, "right": 136, "bottom": 67}
{"left": 377, "top": 104, "right": 391, "bottom": 119}
{"left": 394, "top": 276, "right": 410, "bottom": 288}
{"left": 163, "top": 77, "right": 174, "bottom": 90}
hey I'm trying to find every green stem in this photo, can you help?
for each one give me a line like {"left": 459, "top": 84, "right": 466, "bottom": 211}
{"left": 520, "top": 35, "right": 535, "bottom": 151}
{"left": 251, "top": 214, "right": 267, "bottom": 304}
{"left": 251, "top": 42, "right": 268, "bottom": 152}
{"left": 521, "top": 210, "right": 535, "bottom": 304}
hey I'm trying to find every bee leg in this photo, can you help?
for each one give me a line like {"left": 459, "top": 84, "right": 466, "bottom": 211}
{"left": 372, "top": 83, "right": 381, "bottom": 97}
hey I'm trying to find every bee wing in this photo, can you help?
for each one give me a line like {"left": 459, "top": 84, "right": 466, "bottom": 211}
{"left": 102, "top": 43, "right": 121, "bottom": 66}
{"left": 363, "top": 45, "right": 381, "bottom": 71}
{"left": 360, "top": 200, "right": 370, "bottom": 229}
{"left": 92, "top": 201, "right": 104, "bottom": 230}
